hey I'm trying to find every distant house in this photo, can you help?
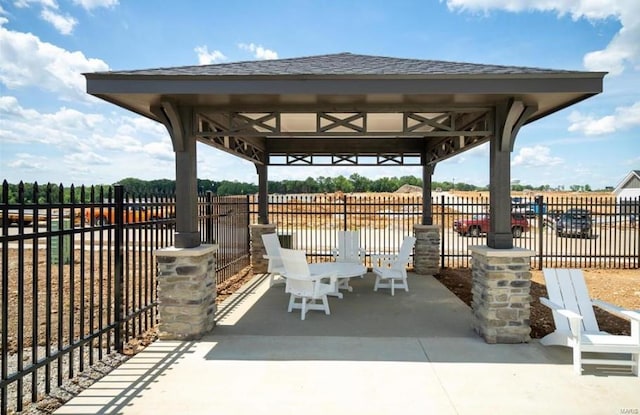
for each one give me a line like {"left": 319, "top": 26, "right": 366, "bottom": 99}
{"left": 613, "top": 170, "right": 640, "bottom": 215}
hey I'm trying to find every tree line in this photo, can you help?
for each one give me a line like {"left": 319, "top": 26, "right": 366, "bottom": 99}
{"left": 1, "top": 176, "right": 604, "bottom": 204}
{"left": 116, "top": 176, "right": 600, "bottom": 195}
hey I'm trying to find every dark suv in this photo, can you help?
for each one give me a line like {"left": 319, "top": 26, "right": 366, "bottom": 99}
{"left": 556, "top": 209, "right": 592, "bottom": 238}
{"left": 453, "top": 213, "right": 530, "bottom": 238}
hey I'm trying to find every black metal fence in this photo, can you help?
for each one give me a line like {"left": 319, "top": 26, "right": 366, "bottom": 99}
{"left": 249, "top": 194, "right": 639, "bottom": 269}
{"left": 441, "top": 195, "right": 639, "bottom": 269}
{"left": 0, "top": 182, "right": 250, "bottom": 415}
{"left": 199, "top": 193, "right": 251, "bottom": 284}
{"left": 2, "top": 187, "right": 638, "bottom": 414}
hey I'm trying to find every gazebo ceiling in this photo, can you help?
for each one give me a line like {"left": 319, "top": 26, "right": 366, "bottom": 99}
{"left": 85, "top": 53, "right": 605, "bottom": 166}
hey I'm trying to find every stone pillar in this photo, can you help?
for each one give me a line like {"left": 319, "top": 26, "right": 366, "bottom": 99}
{"left": 413, "top": 224, "right": 440, "bottom": 275}
{"left": 470, "top": 245, "right": 534, "bottom": 344}
{"left": 250, "top": 223, "right": 277, "bottom": 274}
{"left": 154, "top": 245, "right": 217, "bottom": 340}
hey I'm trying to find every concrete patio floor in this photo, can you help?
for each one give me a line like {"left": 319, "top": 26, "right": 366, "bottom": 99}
{"left": 54, "top": 272, "right": 638, "bottom": 415}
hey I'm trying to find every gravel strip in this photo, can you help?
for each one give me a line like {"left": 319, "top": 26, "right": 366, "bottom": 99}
{"left": 3, "top": 347, "right": 129, "bottom": 415}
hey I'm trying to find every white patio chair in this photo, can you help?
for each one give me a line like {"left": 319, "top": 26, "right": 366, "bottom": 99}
{"left": 540, "top": 268, "right": 640, "bottom": 376}
{"left": 280, "top": 248, "right": 338, "bottom": 320}
{"left": 261, "top": 233, "right": 286, "bottom": 287}
{"left": 331, "top": 230, "right": 366, "bottom": 265}
{"left": 372, "top": 236, "right": 416, "bottom": 296}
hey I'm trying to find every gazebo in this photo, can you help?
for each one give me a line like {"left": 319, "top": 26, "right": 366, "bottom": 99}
{"left": 85, "top": 53, "right": 605, "bottom": 343}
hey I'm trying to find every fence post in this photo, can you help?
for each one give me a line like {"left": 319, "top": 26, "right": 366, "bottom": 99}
{"left": 114, "top": 184, "right": 124, "bottom": 353}
{"left": 537, "top": 195, "right": 544, "bottom": 270}
{"left": 246, "top": 195, "right": 251, "bottom": 251}
{"left": 1, "top": 181, "right": 8, "bottom": 415}
{"left": 440, "top": 195, "right": 445, "bottom": 269}
{"left": 343, "top": 195, "right": 348, "bottom": 231}
{"left": 205, "top": 191, "right": 214, "bottom": 244}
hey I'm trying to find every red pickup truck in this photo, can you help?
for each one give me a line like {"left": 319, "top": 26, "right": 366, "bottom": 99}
{"left": 453, "top": 213, "right": 530, "bottom": 238}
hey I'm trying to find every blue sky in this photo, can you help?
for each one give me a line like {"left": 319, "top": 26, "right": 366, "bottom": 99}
{"left": 1, "top": 0, "right": 638, "bottom": 190}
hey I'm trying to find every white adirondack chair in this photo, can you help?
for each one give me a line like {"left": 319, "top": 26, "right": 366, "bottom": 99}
{"left": 331, "top": 230, "right": 366, "bottom": 265}
{"left": 279, "top": 248, "right": 338, "bottom": 320}
{"left": 540, "top": 268, "right": 640, "bottom": 376}
{"left": 261, "top": 233, "right": 286, "bottom": 287}
{"left": 372, "top": 236, "right": 416, "bottom": 296}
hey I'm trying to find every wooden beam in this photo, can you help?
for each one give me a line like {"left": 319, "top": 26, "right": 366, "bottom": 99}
{"left": 149, "top": 101, "right": 186, "bottom": 152}
{"left": 499, "top": 99, "right": 538, "bottom": 152}
{"left": 267, "top": 137, "right": 426, "bottom": 154}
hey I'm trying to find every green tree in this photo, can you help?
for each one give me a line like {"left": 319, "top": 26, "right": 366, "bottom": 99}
{"left": 371, "top": 177, "right": 398, "bottom": 192}
{"left": 313, "top": 176, "right": 333, "bottom": 193}
{"left": 349, "top": 173, "right": 371, "bottom": 192}
{"left": 302, "top": 177, "right": 319, "bottom": 193}
{"left": 399, "top": 175, "right": 422, "bottom": 187}
{"left": 333, "top": 175, "right": 354, "bottom": 193}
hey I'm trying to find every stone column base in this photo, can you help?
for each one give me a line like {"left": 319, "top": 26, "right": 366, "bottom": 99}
{"left": 469, "top": 245, "right": 534, "bottom": 344}
{"left": 413, "top": 224, "right": 440, "bottom": 275}
{"left": 154, "top": 245, "right": 217, "bottom": 340}
{"left": 250, "top": 224, "right": 277, "bottom": 274}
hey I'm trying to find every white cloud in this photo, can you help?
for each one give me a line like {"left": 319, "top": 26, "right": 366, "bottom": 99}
{"left": 143, "top": 141, "right": 174, "bottom": 161}
{"left": 13, "top": 0, "right": 58, "bottom": 9}
{"left": 0, "top": 96, "right": 105, "bottom": 147}
{"left": 88, "top": 115, "right": 171, "bottom": 156}
{"left": 568, "top": 102, "right": 640, "bottom": 135}
{"left": 10, "top": 0, "right": 118, "bottom": 35}
{"left": 91, "top": 132, "right": 141, "bottom": 151}
{"left": 445, "top": 142, "right": 489, "bottom": 164}
{"left": 0, "top": 97, "right": 177, "bottom": 185}
{"left": 445, "top": 0, "right": 640, "bottom": 76}
{"left": 11, "top": 0, "right": 82, "bottom": 35}
{"left": 7, "top": 154, "right": 46, "bottom": 170}
{"left": 512, "top": 145, "right": 563, "bottom": 167}
{"left": 64, "top": 151, "right": 110, "bottom": 165}
{"left": 567, "top": 112, "right": 615, "bottom": 135}
{"left": 0, "top": 22, "right": 109, "bottom": 101}
{"left": 0, "top": 96, "right": 172, "bottom": 165}
{"left": 194, "top": 45, "right": 226, "bottom": 65}
{"left": 238, "top": 43, "right": 278, "bottom": 60}
{"left": 71, "top": 0, "right": 119, "bottom": 11}
{"left": 40, "top": 8, "right": 77, "bottom": 35}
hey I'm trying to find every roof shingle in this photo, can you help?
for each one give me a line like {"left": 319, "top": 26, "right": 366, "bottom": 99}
{"left": 98, "top": 52, "right": 577, "bottom": 77}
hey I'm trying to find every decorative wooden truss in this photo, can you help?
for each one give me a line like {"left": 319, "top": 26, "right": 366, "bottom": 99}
{"left": 195, "top": 107, "right": 493, "bottom": 166}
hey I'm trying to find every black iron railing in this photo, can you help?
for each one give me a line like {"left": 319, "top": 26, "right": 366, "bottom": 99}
{"left": 248, "top": 193, "right": 639, "bottom": 269}
{"left": 1, "top": 182, "right": 251, "bottom": 415}
{"left": 3, "top": 186, "right": 638, "bottom": 414}
{"left": 199, "top": 193, "right": 251, "bottom": 284}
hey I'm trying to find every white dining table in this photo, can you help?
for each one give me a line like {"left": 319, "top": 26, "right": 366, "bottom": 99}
{"left": 308, "top": 262, "right": 367, "bottom": 299}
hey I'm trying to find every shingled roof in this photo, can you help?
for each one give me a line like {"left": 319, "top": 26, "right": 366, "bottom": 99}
{"left": 84, "top": 52, "right": 607, "bottom": 249}
{"left": 86, "top": 52, "right": 605, "bottom": 134}
{"left": 96, "top": 52, "right": 576, "bottom": 77}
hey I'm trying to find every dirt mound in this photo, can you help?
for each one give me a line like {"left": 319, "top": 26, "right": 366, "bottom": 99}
{"left": 395, "top": 184, "right": 422, "bottom": 193}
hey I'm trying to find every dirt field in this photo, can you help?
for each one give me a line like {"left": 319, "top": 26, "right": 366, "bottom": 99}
{"left": 435, "top": 267, "right": 640, "bottom": 338}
